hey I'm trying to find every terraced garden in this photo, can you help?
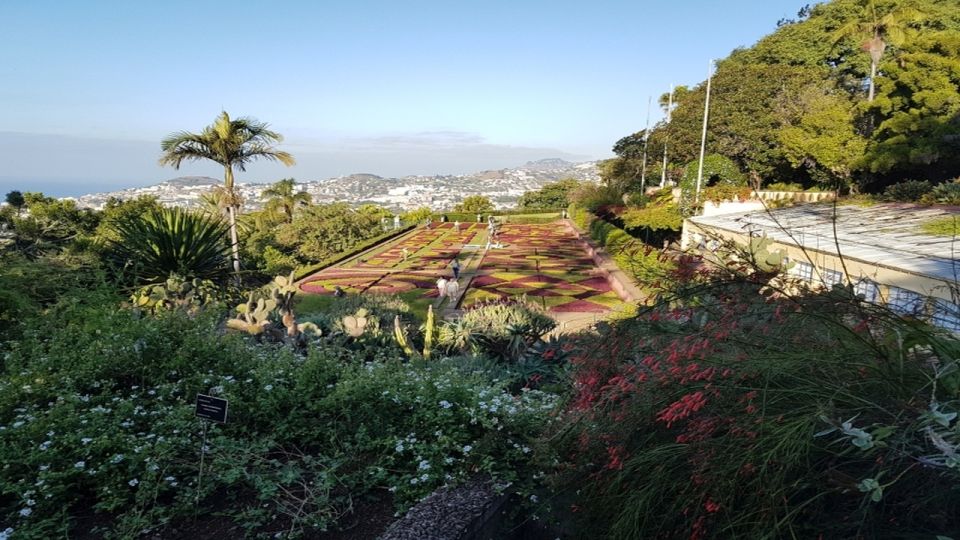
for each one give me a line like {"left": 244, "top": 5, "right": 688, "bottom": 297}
{"left": 298, "top": 220, "right": 627, "bottom": 316}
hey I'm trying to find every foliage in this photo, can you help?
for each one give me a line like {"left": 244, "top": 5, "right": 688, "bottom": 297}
{"left": 401, "top": 206, "right": 433, "bottom": 224}
{"left": 453, "top": 195, "right": 494, "bottom": 213}
{"left": 105, "top": 207, "right": 232, "bottom": 285}
{"left": 678, "top": 154, "right": 747, "bottom": 195}
{"left": 517, "top": 179, "right": 582, "bottom": 209}
{"left": 922, "top": 179, "right": 960, "bottom": 206}
{"left": 621, "top": 198, "right": 683, "bottom": 232}
{"left": 261, "top": 178, "right": 311, "bottom": 224}
{"left": 0, "top": 290, "right": 558, "bottom": 538}
{"left": 129, "top": 276, "right": 221, "bottom": 315}
{"left": 920, "top": 216, "right": 960, "bottom": 237}
{"left": 274, "top": 202, "right": 383, "bottom": 265}
{"left": 569, "top": 205, "right": 677, "bottom": 288}
{"left": 882, "top": 179, "right": 933, "bottom": 202}
{"left": 93, "top": 196, "right": 164, "bottom": 243}
{"left": 439, "top": 299, "right": 555, "bottom": 362}
{"left": 568, "top": 182, "right": 622, "bottom": 213}
{"left": 4, "top": 191, "right": 25, "bottom": 215}
{"left": 554, "top": 269, "right": 960, "bottom": 539}
{"left": 7, "top": 194, "right": 100, "bottom": 257}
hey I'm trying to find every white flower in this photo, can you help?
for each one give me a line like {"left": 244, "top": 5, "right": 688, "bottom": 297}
{"left": 110, "top": 454, "right": 124, "bottom": 464}
{"left": 439, "top": 400, "right": 452, "bottom": 409}
{"left": 462, "top": 445, "right": 473, "bottom": 453}
{"left": 128, "top": 479, "right": 139, "bottom": 487}
{"left": 25, "top": 499, "right": 35, "bottom": 507}
{"left": 418, "top": 460, "right": 431, "bottom": 471}
{"left": 39, "top": 465, "right": 49, "bottom": 471}
{"left": 39, "top": 441, "right": 51, "bottom": 451}
{"left": 74, "top": 461, "right": 86, "bottom": 469}
{"left": 19, "top": 507, "right": 31, "bottom": 517}
{"left": 419, "top": 473, "right": 429, "bottom": 482}
{"left": 264, "top": 384, "right": 273, "bottom": 391}
{"left": 529, "top": 494, "right": 539, "bottom": 503}
{"left": 81, "top": 438, "right": 93, "bottom": 445}
{"left": 12, "top": 421, "right": 24, "bottom": 428}
{"left": 148, "top": 463, "right": 159, "bottom": 472}
{"left": 0, "top": 527, "right": 14, "bottom": 540}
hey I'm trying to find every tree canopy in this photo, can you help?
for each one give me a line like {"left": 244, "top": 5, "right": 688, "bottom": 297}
{"left": 605, "top": 0, "right": 960, "bottom": 195}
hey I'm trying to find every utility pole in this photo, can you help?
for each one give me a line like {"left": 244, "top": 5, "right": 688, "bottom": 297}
{"left": 640, "top": 95, "right": 652, "bottom": 193}
{"left": 695, "top": 60, "right": 714, "bottom": 203}
{"left": 660, "top": 85, "right": 673, "bottom": 188}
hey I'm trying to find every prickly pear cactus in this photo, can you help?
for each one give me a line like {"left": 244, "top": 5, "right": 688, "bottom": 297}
{"left": 747, "top": 235, "right": 793, "bottom": 273}
{"left": 226, "top": 292, "right": 274, "bottom": 335}
{"left": 342, "top": 308, "right": 370, "bottom": 338}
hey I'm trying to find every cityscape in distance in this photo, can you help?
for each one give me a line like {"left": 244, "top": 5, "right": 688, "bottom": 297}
{"left": 70, "top": 158, "right": 599, "bottom": 212}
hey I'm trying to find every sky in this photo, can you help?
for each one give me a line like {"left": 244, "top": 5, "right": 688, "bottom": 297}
{"left": 0, "top": 0, "right": 808, "bottom": 196}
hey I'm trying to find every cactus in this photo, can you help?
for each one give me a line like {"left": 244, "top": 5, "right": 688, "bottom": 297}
{"left": 394, "top": 315, "right": 415, "bottom": 356}
{"left": 226, "top": 292, "right": 275, "bottom": 335}
{"left": 342, "top": 308, "right": 370, "bottom": 337}
{"left": 423, "top": 305, "right": 435, "bottom": 359}
{"left": 131, "top": 276, "right": 214, "bottom": 314}
{"left": 393, "top": 305, "right": 436, "bottom": 359}
{"left": 270, "top": 271, "right": 301, "bottom": 337}
{"left": 747, "top": 235, "right": 793, "bottom": 274}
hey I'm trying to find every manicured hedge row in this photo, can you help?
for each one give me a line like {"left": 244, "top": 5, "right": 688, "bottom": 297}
{"left": 293, "top": 224, "right": 416, "bottom": 281}
{"left": 569, "top": 205, "right": 669, "bottom": 284}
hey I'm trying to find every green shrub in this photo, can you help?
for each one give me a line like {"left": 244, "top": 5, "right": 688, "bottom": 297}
{"left": 922, "top": 179, "right": 960, "bottom": 205}
{"left": 678, "top": 154, "right": 747, "bottom": 194}
{"left": 883, "top": 180, "right": 932, "bottom": 202}
{"left": 0, "top": 293, "right": 559, "bottom": 538}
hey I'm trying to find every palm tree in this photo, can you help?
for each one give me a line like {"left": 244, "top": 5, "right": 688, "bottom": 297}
{"left": 159, "top": 112, "right": 295, "bottom": 279}
{"left": 833, "top": 0, "right": 925, "bottom": 102}
{"left": 262, "top": 178, "right": 311, "bottom": 223}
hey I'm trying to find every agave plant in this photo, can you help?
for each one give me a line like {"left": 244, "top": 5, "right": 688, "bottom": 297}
{"left": 107, "top": 207, "right": 232, "bottom": 284}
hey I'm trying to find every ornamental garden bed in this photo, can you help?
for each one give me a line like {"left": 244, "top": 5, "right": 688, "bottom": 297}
{"left": 461, "top": 223, "right": 626, "bottom": 313}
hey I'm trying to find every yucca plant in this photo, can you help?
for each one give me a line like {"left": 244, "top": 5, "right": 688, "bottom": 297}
{"left": 107, "top": 207, "right": 232, "bottom": 285}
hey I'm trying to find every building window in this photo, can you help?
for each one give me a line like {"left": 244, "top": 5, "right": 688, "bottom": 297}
{"left": 854, "top": 279, "right": 880, "bottom": 303}
{"left": 792, "top": 261, "right": 813, "bottom": 282}
{"left": 931, "top": 298, "right": 960, "bottom": 332}
{"left": 821, "top": 268, "right": 844, "bottom": 288}
{"left": 888, "top": 286, "right": 925, "bottom": 316}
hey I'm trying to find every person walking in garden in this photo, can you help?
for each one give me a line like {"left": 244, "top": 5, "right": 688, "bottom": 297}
{"left": 446, "top": 278, "right": 460, "bottom": 301}
{"left": 451, "top": 258, "right": 461, "bottom": 279}
{"left": 393, "top": 214, "right": 400, "bottom": 230}
{"left": 436, "top": 276, "right": 448, "bottom": 298}
{"left": 453, "top": 220, "right": 461, "bottom": 233}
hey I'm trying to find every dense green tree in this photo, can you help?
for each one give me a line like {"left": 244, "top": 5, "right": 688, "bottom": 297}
{"left": 4, "top": 191, "right": 25, "bottom": 216}
{"left": 95, "top": 196, "right": 164, "bottom": 242}
{"left": 453, "top": 195, "right": 494, "bottom": 213}
{"left": 402, "top": 207, "right": 433, "bottom": 224}
{"left": 274, "top": 203, "right": 381, "bottom": 263}
{"left": 262, "top": 178, "right": 311, "bottom": 223}
{"left": 159, "top": 112, "right": 295, "bottom": 278}
{"left": 517, "top": 179, "right": 582, "bottom": 209}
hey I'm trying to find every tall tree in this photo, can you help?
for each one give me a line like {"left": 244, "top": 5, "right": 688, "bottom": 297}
{"left": 159, "top": 112, "right": 294, "bottom": 279}
{"left": 832, "top": 0, "right": 925, "bottom": 102}
{"left": 262, "top": 178, "right": 311, "bottom": 223}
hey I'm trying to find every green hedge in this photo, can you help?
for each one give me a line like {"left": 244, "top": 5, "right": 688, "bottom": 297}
{"left": 433, "top": 208, "right": 565, "bottom": 223}
{"left": 569, "top": 205, "right": 672, "bottom": 286}
{"left": 293, "top": 224, "right": 416, "bottom": 281}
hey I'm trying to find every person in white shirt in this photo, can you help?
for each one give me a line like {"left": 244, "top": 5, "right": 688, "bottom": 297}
{"left": 436, "top": 276, "right": 448, "bottom": 298}
{"left": 446, "top": 279, "right": 460, "bottom": 300}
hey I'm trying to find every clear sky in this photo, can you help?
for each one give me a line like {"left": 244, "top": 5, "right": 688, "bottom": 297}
{"left": 0, "top": 0, "right": 807, "bottom": 196}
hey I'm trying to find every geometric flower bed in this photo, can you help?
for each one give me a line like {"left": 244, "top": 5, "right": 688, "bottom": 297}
{"left": 462, "top": 223, "right": 624, "bottom": 313}
{"left": 300, "top": 223, "right": 480, "bottom": 298}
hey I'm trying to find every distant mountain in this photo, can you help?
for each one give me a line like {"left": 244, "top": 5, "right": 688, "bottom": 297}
{"left": 73, "top": 160, "right": 600, "bottom": 212}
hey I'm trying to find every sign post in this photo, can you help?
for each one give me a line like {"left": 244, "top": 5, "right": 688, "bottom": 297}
{"left": 194, "top": 394, "right": 228, "bottom": 506}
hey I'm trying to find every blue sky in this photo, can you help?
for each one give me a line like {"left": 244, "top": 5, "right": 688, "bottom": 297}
{"left": 0, "top": 0, "right": 807, "bottom": 196}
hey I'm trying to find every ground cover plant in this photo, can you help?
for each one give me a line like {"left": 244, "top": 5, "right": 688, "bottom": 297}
{"left": 550, "top": 257, "right": 960, "bottom": 539}
{"left": 462, "top": 223, "right": 625, "bottom": 313}
{"left": 0, "top": 287, "right": 559, "bottom": 539}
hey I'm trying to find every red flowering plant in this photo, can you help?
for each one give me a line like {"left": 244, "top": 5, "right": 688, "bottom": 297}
{"left": 550, "top": 246, "right": 960, "bottom": 539}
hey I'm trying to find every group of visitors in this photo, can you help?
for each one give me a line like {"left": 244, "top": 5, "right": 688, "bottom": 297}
{"left": 436, "top": 258, "right": 463, "bottom": 302}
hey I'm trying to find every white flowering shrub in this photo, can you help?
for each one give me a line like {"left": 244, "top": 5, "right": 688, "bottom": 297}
{"left": 0, "top": 294, "right": 559, "bottom": 538}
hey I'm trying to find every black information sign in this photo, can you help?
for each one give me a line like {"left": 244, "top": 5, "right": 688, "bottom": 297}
{"left": 194, "top": 394, "right": 229, "bottom": 423}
